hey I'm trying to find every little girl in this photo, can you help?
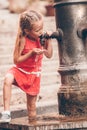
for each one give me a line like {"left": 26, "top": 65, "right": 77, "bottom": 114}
{"left": 0, "top": 10, "right": 53, "bottom": 123}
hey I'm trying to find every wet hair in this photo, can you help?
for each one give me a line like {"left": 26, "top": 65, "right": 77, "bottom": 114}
{"left": 19, "top": 10, "right": 42, "bottom": 36}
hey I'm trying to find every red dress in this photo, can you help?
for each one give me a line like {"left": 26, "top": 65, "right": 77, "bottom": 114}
{"left": 7, "top": 37, "right": 43, "bottom": 95}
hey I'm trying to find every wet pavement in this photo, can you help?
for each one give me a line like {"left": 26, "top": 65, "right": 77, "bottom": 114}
{"left": 0, "top": 113, "right": 87, "bottom": 130}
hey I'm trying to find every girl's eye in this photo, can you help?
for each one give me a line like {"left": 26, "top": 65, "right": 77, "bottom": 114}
{"left": 35, "top": 29, "right": 42, "bottom": 32}
{"left": 35, "top": 30, "right": 39, "bottom": 32}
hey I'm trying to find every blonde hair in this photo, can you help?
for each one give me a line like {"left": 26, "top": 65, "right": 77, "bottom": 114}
{"left": 13, "top": 10, "right": 43, "bottom": 63}
{"left": 19, "top": 10, "right": 42, "bottom": 36}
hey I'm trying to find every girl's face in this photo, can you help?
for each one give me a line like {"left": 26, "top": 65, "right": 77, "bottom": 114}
{"left": 25, "top": 19, "right": 43, "bottom": 40}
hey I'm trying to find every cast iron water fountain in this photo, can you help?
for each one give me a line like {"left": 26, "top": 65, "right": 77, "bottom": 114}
{"left": 40, "top": 0, "right": 87, "bottom": 117}
{"left": 54, "top": 0, "right": 87, "bottom": 117}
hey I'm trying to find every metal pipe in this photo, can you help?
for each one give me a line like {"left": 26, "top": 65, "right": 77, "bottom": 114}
{"left": 39, "top": 28, "right": 63, "bottom": 46}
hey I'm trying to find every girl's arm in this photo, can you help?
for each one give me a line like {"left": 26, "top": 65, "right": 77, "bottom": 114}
{"left": 13, "top": 37, "right": 33, "bottom": 64}
{"left": 13, "top": 36, "right": 44, "bottom": 64}
{"left": 43, "top": 39, "right": 53, "bottom": 58}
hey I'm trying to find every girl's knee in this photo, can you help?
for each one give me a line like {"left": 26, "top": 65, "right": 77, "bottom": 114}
{"left": 4, "top": 73, "right": 14, "bottom": 86}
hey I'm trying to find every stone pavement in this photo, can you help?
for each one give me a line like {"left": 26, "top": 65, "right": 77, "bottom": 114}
{"left": 0, "top": 9, "right": 61, "bottom": 114}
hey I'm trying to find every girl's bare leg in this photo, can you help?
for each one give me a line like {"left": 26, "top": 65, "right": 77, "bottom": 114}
{"left": 3, "top": 73, "right": 14, "bottom": 111}
{"left": 0, "top": 73, "right": 15, "bottom": 122}
{"left": 26, "top": 94, "right": 37, "bottom": 122}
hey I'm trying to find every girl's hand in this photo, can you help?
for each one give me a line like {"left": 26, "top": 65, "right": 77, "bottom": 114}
{"left": 32, "top": 48, "right": 44, "bottom": 55}
{"left": 45, "top": 31, "right": 53, "bottom": 37}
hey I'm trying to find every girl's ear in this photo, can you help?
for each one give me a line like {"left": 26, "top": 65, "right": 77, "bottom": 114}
{"left": 24, "top": 29, "right": 30, "bottom": 35}
{"left": 24, "top": 29, "right": 28, "bottom": 33}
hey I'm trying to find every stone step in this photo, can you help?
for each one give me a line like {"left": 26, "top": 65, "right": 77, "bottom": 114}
{"left": 0, "top": 114, "right": 86, "bottom": 130}
{"left": 0, "top": 44, "right": 14, "bottom": 50}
